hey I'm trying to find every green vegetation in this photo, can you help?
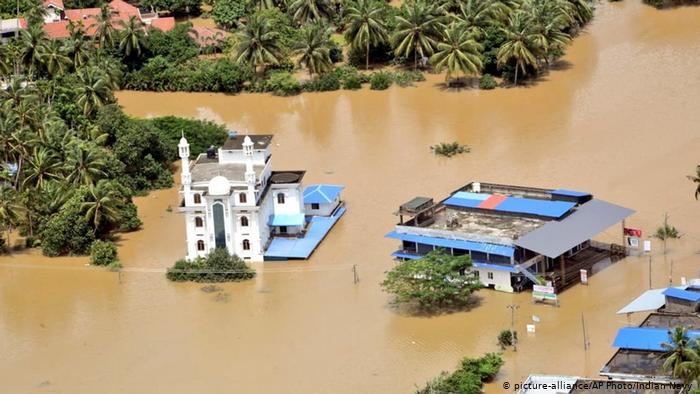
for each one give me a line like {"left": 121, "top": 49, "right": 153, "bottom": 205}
{"left": 369, "top": 71, "right": 393, "bottom": 90}
{"left": 689, "top": 165, "right": 700, "bottom": 200}
{"left": 479, "top": 74, "right": 498, "bottom": 89}
{"left": 643, "top": 0, "right": 699, "bottom": 9}
{"left": 655, "top": 222, "right": 680, "bottom": 241}
{"left": 90, "top": 239, "right": 118, "bottom": 266}
{"left": 416, "top": 353, "right": 504, "bottom": 394}
{"left": 430, "top": 142, "right": 470, "bottom": 157}
{"left": 381, "top": 250, "right": 481, "bottom": 313}
{"left": 497, "top": 329, "right": 517, "bottom": 349}
{"left": 661, "top": 326, "right": 700, "bottom": 386}
{"left": 166, "top": 248, "right": 256, "bottom": 283}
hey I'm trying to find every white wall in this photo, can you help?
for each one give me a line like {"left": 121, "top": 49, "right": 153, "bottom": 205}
{"left": 477, "top": 269, "right": 513, "bottom": 293}
{"left": 219, "top": 148, "right": 269, "bottom": 166}
{"left": 271, "top": 185, "right": 304, "bottom": 215}
{"left": 304, "top": 197, "right": 340, "bottom": 217}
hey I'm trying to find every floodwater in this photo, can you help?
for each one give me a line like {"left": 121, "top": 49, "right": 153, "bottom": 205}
{"left": 3, "top": 1, "right": 700, "bottom": 393}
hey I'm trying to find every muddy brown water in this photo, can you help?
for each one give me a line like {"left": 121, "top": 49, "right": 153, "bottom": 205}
{"left": 3, "top": 2, "right": 700, "bottom": 393}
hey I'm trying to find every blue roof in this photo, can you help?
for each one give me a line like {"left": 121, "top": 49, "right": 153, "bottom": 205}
{"left": 496, "top": 197, "right": 576, "bottom": 218}
{"left": 385, "top": 231, "right": 514, "bottom": 257}
{"left": 613, "top": 327, "right": 700, "bottom": 351}
{"left": 551, "top": 189, "right": 592, "bottom": 198}
{"left": 264, "top": 207, "right": 345, "bottom": 260}
{"left": 391, "top": 251, "right": 421, "bottom": 260}
{"left": 473, "top": 262, "right": 519, "bottom": 273}
{"left": 663, "top": 287, "right": 700, "bottom": 302}
{"left": 268, "top": 214, "right": 306, "bottom": 227}
{"left": 303, "top": 184, "right": 344, "bottom": 204}
{"left": 443, "top": 192, "right": 489, "bottom": 208}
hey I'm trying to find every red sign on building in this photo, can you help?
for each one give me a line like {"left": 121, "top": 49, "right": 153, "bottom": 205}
{"left": 624, "top": 228, "right": 642, "bottom": 238}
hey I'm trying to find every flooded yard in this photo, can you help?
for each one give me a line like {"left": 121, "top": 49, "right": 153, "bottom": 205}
{"left": 2, "top": 1, "right": 700, "bottom": 393}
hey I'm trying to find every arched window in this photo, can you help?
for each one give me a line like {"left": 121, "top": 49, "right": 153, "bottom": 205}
{"left": 277, "top": 193, "right": 285, "bottom": 204}
{"left": 197, "top": 240, "right": 205, "bottom": 251}
{"left": 240, "top": 216, "right": 249, "bottom": 227}
{"left": 242, "top": 239, "right": 250, "bottom": 250}
{"left": 195, "top": 217, "right": 203, "bottom": 227}
{"left": 239, "top": 192, "right": 247, "bottom": 203}
{"left": 193, "top": 193, "right": 201, "bottom": 204}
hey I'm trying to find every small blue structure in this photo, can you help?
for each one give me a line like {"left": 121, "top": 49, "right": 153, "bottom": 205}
{"left": 264, "top": 206, "right": 345, "bottom": 260}
{"left": 385, "top": 231, "right": 514, "bottom": 258}
{"left": 663, "top": 288, "right": 700, "bottom": 302}
{"left": 663, "top": 287, "right": 700, "bottom": 313}
{"left": 268, "top": 214, "right": 306, "bottom": 227}
{"left": 304, "top": 184, "right": 344, "bottom": 216}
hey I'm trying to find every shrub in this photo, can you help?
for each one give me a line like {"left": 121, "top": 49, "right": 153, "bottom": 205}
{"left": 40, "top": 195, "right": 95, "bottom": 257}
{"left": 430, "top": 142, "right": 470, "bottom": 157}
{"left": 416, "top": 353, "right": 504, "bottom": 394}
{"left": 302, "top": 73, "right": 341, "bottom": 92}
{"left": 166, "top": 248, "right": 255, "bottom": 282}
{"left": 119, "top": 203, "right": 143, "bottom": 232}
{"left": 370, "top": 71, "right": 392, "bottom": 90}
{"left": 90, "top": 240, "right": 118, "bottom": 266}
{"left": 497, "top": 329, "right": 518, "bottom": 349}
{"left": 479, "top": 74, "right": 498, "bottom": 90}
{"left": 264, "top": 71, "right": 302, "bottom": 96}
{"left": 393, "top": 70, "right": 424, "bottom": 87}
{"left": 343, "top": 74, "right": 362, "bottom": 90}
{"left": 330, "top": 41, "right": 344, "bottom": 63}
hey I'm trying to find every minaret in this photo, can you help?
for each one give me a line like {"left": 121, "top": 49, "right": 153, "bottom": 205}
{"left": 179, "top": 134, "right": 192, "bottom": 204}
{"left": 243, "top": 136, "right": 256, "bottom": 198}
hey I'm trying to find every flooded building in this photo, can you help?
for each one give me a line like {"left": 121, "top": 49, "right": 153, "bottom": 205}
{"left": 178, "top": 133, "right": 345, "bottom": 261}
{"left": 387, "top": 182, "right": 634, "bottom": 292}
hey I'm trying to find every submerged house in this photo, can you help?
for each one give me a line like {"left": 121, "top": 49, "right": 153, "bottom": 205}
{"left": 178, "top": 133, "right": 345, "bottom": 261}
{"left": 387, "top": 182, "right": 634, "bottom": 292}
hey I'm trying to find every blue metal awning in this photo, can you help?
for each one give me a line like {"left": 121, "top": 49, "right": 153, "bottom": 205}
{"left": 473, "top": 262, "right": 519, "bottom": 273}
{"left": 613, "top": 327, "right": 700, "bottom": 351}
{"left": 391, "top": 251, "right": 421, "bottom": 260}
{"left": 551, "top": 189, "right": 591, "bottom": 198}
{"left": 385, "top": 231, "right": 514, "bottom": 257}
{"left": 303, "top": 184, "right": 344, "bottom": 204}
{"left": 663, "top": 287, "right": 700, "bottom": 302}
{"left": 268, "top": 214, "right": 306, "bottom": 227}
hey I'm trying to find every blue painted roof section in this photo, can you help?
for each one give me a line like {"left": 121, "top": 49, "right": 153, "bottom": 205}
{"left": 613, "top": 327, "right": 700, "bottom": 351}
{"left": 268, "top": 214, "right": 306, "bottom": 227}
{"left": 391, "top": 251, "right": 421, "bottom": 260}
{"left": 385, "top": 231, "right": 514, "bottom": 257}
{"left": 264, "top": 207, "right": 345, "bottom": 259}
{"left": 303, "top": 184, "right": 344, "bottom": 204}
{"left": 497, "top": 197, "right": 576, "bottom": 218}
{"left": 473, "top": 262, "right": 519, "bottom": 273}
{"left": 551, "top": 189, "right": 592, "bottom": 198}
{"left": 663, "top": 287, "right": 700, "bottom": 302}
{"left": 444, "top": 192, "right": 490, "bottom": 208}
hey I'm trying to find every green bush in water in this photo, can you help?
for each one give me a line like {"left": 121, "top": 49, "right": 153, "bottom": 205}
{"left": 416, "top": 353, "right": 504, "bottom": 394}
{"left": 430, "top": 142, "right": 470, "bottom": 157}
{"left": 479, "top": 74, "right": 498, "bottom": 90}
{"left": 166, "top": 248, "right": 255, "bottom": 283}
{"left": 370, "top": 71, "right": 393, "bottom": 90}
{"left": 90, "top": 240, "right": 118, "bottom": 266}
{"left": 265, "top": 72, "right": 302, "bottom": 96}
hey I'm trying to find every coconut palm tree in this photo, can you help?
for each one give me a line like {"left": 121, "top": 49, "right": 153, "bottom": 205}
{"left": 688, "top": 165, "right": 700, "bottom": 200}
{"left": 497, "top": 10, "right": 543, "bottom": 85}
{"left": 431, "top": 24, "right": 483, "bottom": 85}
{"left": 23, "top": 148, "right": 62, "bottom": 190}
{"left": 234, "top": 15, "right": 283, "bottom": 74}
{"left": 288, "top": 0, "right": 334, "bottom": 24}
{"left": 19, "top": 24, "right": 48, "bottom": 78}
{"left": 344, "top": 0, "right": 389, "bottom": 70}
{"left": 75, "top": 67, "right": 112, "bottom": 116}
{"left": 94, "top": 4, "right": 117, "bottom": 49}
{"left": 118, "top": 16, "right": 146, "bottom": 58}
{"left": 661, "top": 327, "right": 700, "bottom": 385}
{"left": 392, "top": 0, "right": 444, "bottom": 70}
{"left": 64, "top": 141, "right": 107, "bottom": 186}
{"left": 0, "top": 185, "right": 23, "bottom": 248}
{"left": 37, "top": 40, "right": 72, "bottom": 77}
{"left": 522, "top": 0, "right": 571, "bottom": 65}
{"left": 82, "top": 179, "right": 122, "bottom": 235}
{"left": 293, "top": 22, "right": 334, "bottom": 76}
{"left": 453, "top": 0, "right": 509, "bottom": 39}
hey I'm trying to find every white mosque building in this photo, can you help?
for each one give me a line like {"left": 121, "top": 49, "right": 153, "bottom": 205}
{"left": 178, "top": 133, "right": 345, "bottom": 261}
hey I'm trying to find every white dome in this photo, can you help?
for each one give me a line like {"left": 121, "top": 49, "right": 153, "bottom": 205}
{"left": 178, "top": 136, "right": 188, "bottom": 146}
{"left": 208, "top": 176, "right": 231, "bottom": 196}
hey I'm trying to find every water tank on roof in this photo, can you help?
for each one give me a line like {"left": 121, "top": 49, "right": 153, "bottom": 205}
{"left": 206, "top": 146, "right": 217, "bottom": 159}
{"left": 228, "top": 130, "right": 237, "bottom": 139}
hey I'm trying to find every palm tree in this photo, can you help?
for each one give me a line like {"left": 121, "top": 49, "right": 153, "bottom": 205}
{"left": 0, "top": 186, "right": 23, "bottom": 248}
{"left": 688, "top": 165, "right": 700, "bottom": 200}
{"left": 392, "top": 0, "right": 444, "bottom": 70}
{"left": 660, "top": 327, "right": 700, "bottom": 385}
{"left": 344, "top": 0, "right": 389, "bottom": 70}
{"left": 497, "top": 10, "right": 543, "bottom": 85}
{"left": 23, "top": 148, "right": 62, "bottom": 190}
{"left": 453, "top": 0, "right": 509, "bottom": 39}
{"left": 522, "top": 0, "right": 571, "bottom": 65}
{"left": 234, "top": 15, "right": 283, "bottom": 74}
{"left": 81, "top": 179, "right": 122, "bottom": 235}
{"left": 37, "top": 40, "right": 72, "bottom": 77}
{"left": 288, "top": 0, "right": 334, "bottom": 24}
{"left": 431, "top": 24, "right": 483, "bottom": 85}
{"left": 75, "top": 67, "right": 113, "bottom": 116}
{"left": 94, "top": 4, "right": 117, "bottom": 49}
{"left": 19, "top": 24, "right": 48, "bottom": 78}
{"left": 118, "top": 16, "right": 146, "bottom": 58}
{"left": 293, "top": 23, "right": 334, "bottom": 76}
{"left": 64, "top": 141, "right": 107, "bottom": 186}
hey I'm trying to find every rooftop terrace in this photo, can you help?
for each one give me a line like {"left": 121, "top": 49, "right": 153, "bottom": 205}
{"left": 191, "top": 154, "right": 265, "bottom": 183}
{"left": 640, "top": 313, "right": 700, "bottom": 329}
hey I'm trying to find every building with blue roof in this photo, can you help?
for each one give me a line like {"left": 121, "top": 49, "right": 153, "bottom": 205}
{"left": 388, "top": 181, "right": 633, "bottom": 293}
{"left": 303, "top": 184, "right": 344, "bottom": 217}
{"left": 663, "top": 287, "right": 700, "bottom": 313}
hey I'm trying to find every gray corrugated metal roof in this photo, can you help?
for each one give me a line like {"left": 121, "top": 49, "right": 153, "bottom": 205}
{"left": 513, "top": 199, "right": 634, "bottom": 259}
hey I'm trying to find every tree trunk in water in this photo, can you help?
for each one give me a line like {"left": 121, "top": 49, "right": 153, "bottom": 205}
{"left": 514, "top": 65, "right": 519, "bottom": 86}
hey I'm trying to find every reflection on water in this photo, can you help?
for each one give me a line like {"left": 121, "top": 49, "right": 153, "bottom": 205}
{"left": 2, "top": 2, "right": 700, "bottom": 393}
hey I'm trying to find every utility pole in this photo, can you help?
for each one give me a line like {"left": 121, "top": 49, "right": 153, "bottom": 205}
{"left": 507, "top": 304, "right": 519, "bottom": 351}
{"left": 648, "top": 254, "right": 652, "bottom": 289}
{"left": 669, "top": 260, "right": 674, "bottom": 286}
{"left": 663, "top": 212, "right": 668, "bottom": 255}
{"left": 581, "top": 313, "right": 590, "bottom": 350}
{"left": 352, "top": 264, "right": 359, "bottom": 284}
